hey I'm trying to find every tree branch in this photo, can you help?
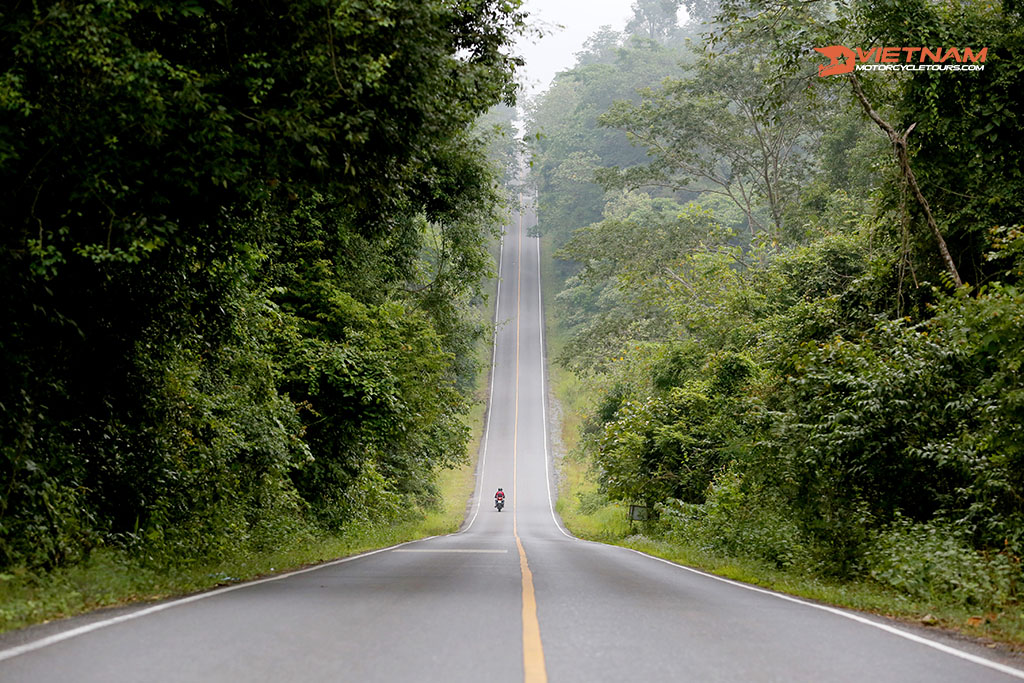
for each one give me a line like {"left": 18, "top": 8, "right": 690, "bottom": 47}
{"left": 848, "top": 73, "right": 962, "bottom": 286}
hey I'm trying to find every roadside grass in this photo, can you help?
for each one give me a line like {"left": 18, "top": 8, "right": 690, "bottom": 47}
{"left": 0, "top": 242, "right": 499, "bottom": 636}
{"left": 554, "top": 453, "right": 629, "bottom": 542}
{"left": 418, "top": 394, "right": 486, "bottom": 537}
{"left": 0, "top": 404, "right": 483, "bottom": 637}
{"left": 537, "top": 234, "right": 1024, "bottom": 652}
{"left": 0, "top": 519, "right": 431, "bottom": 633}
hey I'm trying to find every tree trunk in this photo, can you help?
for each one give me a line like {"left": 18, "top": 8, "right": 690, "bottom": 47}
{"left": 848, "top": 74, "right": 963, "bottom": 287}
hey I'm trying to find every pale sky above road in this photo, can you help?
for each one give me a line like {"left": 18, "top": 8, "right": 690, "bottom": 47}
{"left": 514, "top": 0, "right": 637, "bottom": 97}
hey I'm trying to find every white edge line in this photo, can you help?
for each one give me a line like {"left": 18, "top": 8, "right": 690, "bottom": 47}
{"left": 534, "top": 218, "right": 572, "bottom": 540}
{"left": 461, "top": 226, "right": 504, "bottom": 533}
{"left": 620, "top": 547, "right": 1024, "bottom": 680}
{"left": 0, "top": 535, "right": 439, "bottom": 663}
{"left": 527, "top": 202, "right": 1023, "bottom": 678}
{"left": 393, "top": 549, "right": 508, "bottom": 553}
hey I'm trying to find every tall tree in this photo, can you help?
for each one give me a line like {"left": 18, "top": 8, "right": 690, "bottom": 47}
{"left": 598, "top": 48, "right": 817, "bottom": 240}
{"left": 0, "top": 0, "right": 524, "bottom": 569}
{"left": 626, "top": 0, "right": 683, "bottom": 41}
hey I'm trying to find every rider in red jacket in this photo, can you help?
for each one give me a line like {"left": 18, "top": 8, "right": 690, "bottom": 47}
{"left": 494, "top": 488, "right": 505, "bottom": 507}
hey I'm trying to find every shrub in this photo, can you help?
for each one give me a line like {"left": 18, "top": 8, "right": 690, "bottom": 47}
{"left": 864, "top": 516, "right": 1020, "bottom": 608}
{"left": 660, "top": 464, "right": 812, "bottom": 570}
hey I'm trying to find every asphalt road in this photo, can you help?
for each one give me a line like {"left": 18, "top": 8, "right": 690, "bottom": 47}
{"left": 2, "top": 204, "right": 1023, "bottom": 682}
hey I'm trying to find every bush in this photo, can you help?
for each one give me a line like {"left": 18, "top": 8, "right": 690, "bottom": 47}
{"left": 865, "top": 516, "right": 1020, "bottom": 608}
{"left": 659, "top": 464, "right": 812, "bottom": 570}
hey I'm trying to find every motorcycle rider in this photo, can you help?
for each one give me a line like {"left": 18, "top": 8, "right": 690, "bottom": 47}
{"left": 494, "top": 487, "right": 505, "bottom": 509}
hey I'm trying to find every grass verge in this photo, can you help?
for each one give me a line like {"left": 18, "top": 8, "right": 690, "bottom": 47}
{"left": 0, "top": 519, "right": 432, "bottom": 633}
{"left": 0, "top": 415, "right": 483, "bottom": 638}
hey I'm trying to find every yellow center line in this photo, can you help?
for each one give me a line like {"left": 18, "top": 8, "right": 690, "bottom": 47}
{"left": 513, "top": 197, "right": 548, "bottom": 683}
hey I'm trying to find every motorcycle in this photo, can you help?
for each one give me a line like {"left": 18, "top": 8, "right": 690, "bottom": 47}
{"left": 495, "top": 497, "right": 504, "bottom": 512}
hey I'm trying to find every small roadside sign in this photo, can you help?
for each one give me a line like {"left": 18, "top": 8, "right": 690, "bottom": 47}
{"left": 629, "top": 505, "right": 649, "bottom": 522}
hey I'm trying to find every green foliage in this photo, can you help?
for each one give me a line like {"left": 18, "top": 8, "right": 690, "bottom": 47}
{"left": 857, "top": 0, "right": 1024, "bottom": 285}
{"left": 714, "top": 0, "right": 1024, "bottom": 285}
{"left": 539, "top": 0, "right": 1024, "bottom": 612}
{"left": 660, "top": 465, "right": 811, "bottom": 569}
{"left": 865, "top": 516, "right": 1020, "bottom": 608}
{"left": 761, "top": 278, "right": 1024, "bottom": 563}
{"left": 766, "top": 321, "right": 967, "bottom": 570}
{"left": 587, "top": 341, "right": 751, "bottom": 508}
{"left": 477, "top": 104, "right": 523, "bottom": 197}
{"left": 598, "top": 48, "right": 818, "bottom": 238}
{"left": 554, "top": 193, "right": 719, "bottom": 371}
{"left": 1, "top": 0, "right": 522, "bottom": 572}
{"left": 527, "top": 30, "right": 696, "bottom": 256}
{"left": 626, "top": 0, "right": 685, "bottom": 41}
{"left": 929, "top": 281, "right": 1024, "bottom": 547}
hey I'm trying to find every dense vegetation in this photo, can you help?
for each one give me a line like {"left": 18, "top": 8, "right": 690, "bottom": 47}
{"left": 531, "top": 0, "right": 1024, "bottom": 611}
{"left": 1, "top": 1, "right": 523, "bottom": 575}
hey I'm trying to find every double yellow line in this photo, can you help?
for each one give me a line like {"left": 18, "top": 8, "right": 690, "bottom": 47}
{"left": 512, "top": 198, "right": 548, "bottom": 683}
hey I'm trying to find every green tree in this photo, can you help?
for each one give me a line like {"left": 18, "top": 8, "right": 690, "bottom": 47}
{"left": 0, "top": 0, "right": 524, "bottom": 570}
{"left": 626, "top": 0, "right": 684, "bottom": 41}
{"left": 527, "top": 29, "right": 695, "bottom": 256}
{"left": 598, "top": 48, "right": 819, "bottom": 240}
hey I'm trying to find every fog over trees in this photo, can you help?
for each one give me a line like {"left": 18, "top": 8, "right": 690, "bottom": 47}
{"left": 528, "top": 0, "right": 1024, "bottom": 606}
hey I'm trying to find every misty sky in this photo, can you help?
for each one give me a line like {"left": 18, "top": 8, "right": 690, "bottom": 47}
{"left": 514, "top": 0, "right": 637, "bottom": 98}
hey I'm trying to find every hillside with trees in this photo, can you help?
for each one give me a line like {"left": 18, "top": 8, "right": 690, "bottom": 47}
{"left": 0, "top": 0, "right": 522, "bottom": 588}
{"left": 530, "top": 0, "right": 1024, "bottom": 622}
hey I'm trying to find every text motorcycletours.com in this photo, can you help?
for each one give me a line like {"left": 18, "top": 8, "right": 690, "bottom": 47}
{"left": 813, "top": 46, "right": 988, "bottom": 77}
{"left": 856, "top": 63, "right": 984, "bottom": 71}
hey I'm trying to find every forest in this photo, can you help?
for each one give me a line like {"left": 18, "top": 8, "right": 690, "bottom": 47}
{"left": 2, "top": 0, "right": 1023, "bottom": 639}
{"left": 529, "top": 0, "right": 1024, "bottom": 614}
{"left": 0, "top": 0, "right": 522, "bottom": 585}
